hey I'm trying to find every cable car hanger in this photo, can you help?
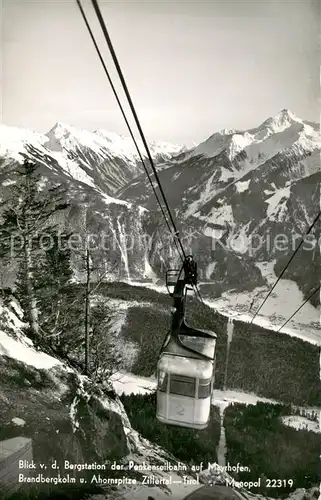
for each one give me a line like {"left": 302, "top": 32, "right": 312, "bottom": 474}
{"left": 164, "top": 255, "right": 216, "bottom": 362}
{"left": 157, "top": 255, "right": 217, "bottom": 429}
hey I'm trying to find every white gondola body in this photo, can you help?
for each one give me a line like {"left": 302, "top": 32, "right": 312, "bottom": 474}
{"left": 156, "top": 333, "right": 216, "bottom": 429}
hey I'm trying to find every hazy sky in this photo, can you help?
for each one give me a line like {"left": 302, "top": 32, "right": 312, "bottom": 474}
{"left": 1, "top": 0, "right": 319, "bottom": 146}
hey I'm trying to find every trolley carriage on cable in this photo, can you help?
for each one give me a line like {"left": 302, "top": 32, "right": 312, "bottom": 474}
{"left": 156, "top": 256, "right": 217, "bottom": 430}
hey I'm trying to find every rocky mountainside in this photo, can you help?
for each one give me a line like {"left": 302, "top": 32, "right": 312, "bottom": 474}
{"left": 0, "top": 125, "right": 157, "bottom": 283}
{"left": 0, "top": 297, "right": 204, "bottom": 500}
{"left": 0, "top": 110, "right": 319, "bottom": 303}
{"left": 0, "top": 122, "right": 259, "bottom": 290}
{"left": 118, "top": 109, "right": 320, "bottom": 302}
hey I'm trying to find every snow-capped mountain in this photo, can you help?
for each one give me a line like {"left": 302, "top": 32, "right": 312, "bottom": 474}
{"left": 0, "top": 122, "right": 187, "bottom": 284}
{"left": 0, "top": 122, "right": 185, "bottom": 196}
{"left": 0, "top": 110, "right": 319, "bottom": 304}
{"left": 119, "top": 109, "right": 319, "bottom": 215}
{"left": 190, "top": 109, "right": 316, "bottom": 161}
{"left": 0, "top": 125, "right": 153, "bottom": 284}
{"left": 47, "top": 122, "right": 185, "bottom": 194}
{"left": 117, "top": 110, "right": 320, "bottom": 303}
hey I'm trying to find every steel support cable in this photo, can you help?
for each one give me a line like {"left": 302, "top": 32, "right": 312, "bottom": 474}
{"left": 76, "top": 0, "right": 183, "bottom": 264}
{"left": 194, "top": 283, "right": 206, "bottom": 305}
{"left": 277, "top": 285, "right": 320, "bottom": 332}
{"left": 250, "top": 210, "right": 320, "bottom": 324}
{"left": 90, "top": 0, "right": 187, "bottom": 262}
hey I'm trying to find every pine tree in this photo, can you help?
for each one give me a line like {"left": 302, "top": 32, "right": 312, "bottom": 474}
{"left": 0, "top": 159, "right": 69, "bottom": 340}
{"left": 32, "top": 231, "right": 74, "bottom": 347}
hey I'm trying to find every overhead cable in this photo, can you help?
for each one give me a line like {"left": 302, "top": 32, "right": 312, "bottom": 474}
{"left": 76, "top": 0, "right": 183, "bottom": 263}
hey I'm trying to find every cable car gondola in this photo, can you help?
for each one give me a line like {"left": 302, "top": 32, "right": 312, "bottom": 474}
{"left": 156, "top": 256, "right": 217, "bottom": 430}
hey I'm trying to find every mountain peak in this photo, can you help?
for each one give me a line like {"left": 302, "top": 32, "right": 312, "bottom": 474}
{"left": 267, "top": 108, "right": 301, "bottom": 125}
{"left": 50, "top": 121, "right": 71, "bottom": 131}
{"left": 275, "top": 108, "right": 299, "bottom": 121}
{"left": 256, "top": 109, "right": 302, "bottom": 137}
{"left": 47, "top": 122, "right": 75, "bottom": 140}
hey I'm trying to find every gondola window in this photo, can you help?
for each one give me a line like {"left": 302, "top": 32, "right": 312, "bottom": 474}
{"left": 158, "top": 371, "right": 168, "bottom": 392}
{"left": 198, "top": 378, "right": 212, "bottom": 399}
{"left": 169, "top": 374, "right": 196, "bottom": 397}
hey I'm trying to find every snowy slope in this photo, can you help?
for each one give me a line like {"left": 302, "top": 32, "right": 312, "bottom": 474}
{"left": 0, "top": 300, "right": 64, "bottom": 370}
{"left": 281, "top": 415, "right": 319, "bottom": 433}
{"left": 95, "top": 128, "right": 185, "bottom": 161}
{"left": 202, "top": 260, "right": 320, "bottom": 345}
{"left": 0, "top": 123, "right": 110, "bottom": 192}
{"left": 0, "top": 125, "right": 49, "bottom": 163}
{"left": 46, "top": 122, "right": 184, "bottom": 194}
{"left": 190, "top": 109, "right": 318, "bottom": 164}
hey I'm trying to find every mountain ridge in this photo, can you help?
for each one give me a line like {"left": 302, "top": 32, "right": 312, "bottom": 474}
{"left": 0, "top": 109, "right": 319, "bottom": 308}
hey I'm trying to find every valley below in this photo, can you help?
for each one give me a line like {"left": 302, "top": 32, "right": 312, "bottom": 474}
{"left": 0, "top": 109, "right": 320, "bottom": 500}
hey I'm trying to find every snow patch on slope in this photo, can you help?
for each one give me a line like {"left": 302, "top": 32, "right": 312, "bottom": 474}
{"left": 0, "top": 328, "right": 63, "bottom": 370}
{"left": 0, "top": 299, "right": 68, "bottom": 370}
{"left": 50, "top": 151, "right": 96, "bottom": 188}
{"left": 185, "top": 172, "right": 217, "bottom": 217}
{"left": 228, "top": 223, "right": 251, "bottom": 254}
{"left": 110, "top": 372, "right": 157, "bottom": 395}
{"left": 11, "top": 417, "right": 26, "bottom": 426}
{"left": 205, "top": 204, "right": 234, "bottom": 226}
{"left": 1, "top": 300, "right": 25, "bottom": 330}
{"left": 102, "top": 193, "right": 132, "bottom": 207}
{"left": 281, "top": 415, "right": 319, "bottom": 434}
{"left": 205, "top": 261, "right": 216, "bottom": 280}
{"left": 143, "top": 255, "right": 159, "bottom": 281}
{"left": 235, "top": 180, "right": 250, "bottom": 193}
{"left": 265, "top": 186, "right": 291, "bottom": 222}
{"left": 69, "top": 395, "right": 80, "bottom": 432}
